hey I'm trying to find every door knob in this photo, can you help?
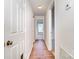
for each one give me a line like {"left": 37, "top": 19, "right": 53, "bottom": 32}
{"left": 7, "top": 40, "right": 13, "bottom": 46}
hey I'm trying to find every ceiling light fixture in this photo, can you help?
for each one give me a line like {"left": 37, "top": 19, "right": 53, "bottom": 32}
{"left": 38, "top": 6, "right": 42, "bottom": 9}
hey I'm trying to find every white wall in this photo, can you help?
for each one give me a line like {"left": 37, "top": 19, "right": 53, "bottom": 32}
{"left": 55, "top": 0, "right": 74, "bottom": 59}
{"left": 45, "top": 0, "right": 74, "bottom": 59}
{"left": 24, "top": 0, "right": 34, "bottom": 59}
{"left": 45, "top": 0, "right": 55, "bottom": 51}
{"left": 45, "top": 9, "right": 53, "bottom": 50}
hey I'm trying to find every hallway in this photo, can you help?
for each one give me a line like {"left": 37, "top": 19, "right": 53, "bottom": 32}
{"left": 4, "top": 0, "right": 74, "bottom": 59}
{"left": 29, "top": 40, "right": 55, "bottom": 59}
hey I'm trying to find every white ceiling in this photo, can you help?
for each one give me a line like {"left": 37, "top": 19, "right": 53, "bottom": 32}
{"left": 29, "top": 0, "right": 53, "bottom": 16}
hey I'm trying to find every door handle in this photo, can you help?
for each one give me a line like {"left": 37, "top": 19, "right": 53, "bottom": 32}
{"left": 7, "top": 40, "right": 13, "bottom": 46}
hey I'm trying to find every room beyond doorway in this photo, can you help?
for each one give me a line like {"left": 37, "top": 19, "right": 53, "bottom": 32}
{"left": 34, "top": 16, "right": 45, "bottom": 40}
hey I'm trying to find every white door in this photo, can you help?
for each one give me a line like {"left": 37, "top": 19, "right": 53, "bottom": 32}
{"left": 4, "top": 44, "right": 19, "bottom": 59}
{"left": 11, "top": 44, "right": 19, "bottom": 59}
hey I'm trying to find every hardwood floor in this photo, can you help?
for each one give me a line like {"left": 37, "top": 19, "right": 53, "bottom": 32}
{"left": 29, "top": 40, "right": 55, "bottom": 59}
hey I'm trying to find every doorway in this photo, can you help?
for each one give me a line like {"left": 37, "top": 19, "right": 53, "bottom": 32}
{"left": 45, "top": 2, "right": 55, "bottom": 56}
{"left": 51, "top": 4, "right": 55, "bottom": 53}
{"left": 34, "top": 16, "right": 45, "bottom": 40}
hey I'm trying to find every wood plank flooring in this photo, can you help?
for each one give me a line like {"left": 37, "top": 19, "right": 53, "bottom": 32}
{"left": 29, "top": 40, "right": 55, "bottom": 59}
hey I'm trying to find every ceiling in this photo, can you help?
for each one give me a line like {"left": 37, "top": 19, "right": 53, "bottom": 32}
{"left": 29, "top": 0, "right": 53, "bottom": 16}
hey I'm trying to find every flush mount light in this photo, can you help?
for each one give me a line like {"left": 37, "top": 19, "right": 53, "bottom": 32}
{"left": 37, "top": 6, "right": 42, "bottom": 9}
